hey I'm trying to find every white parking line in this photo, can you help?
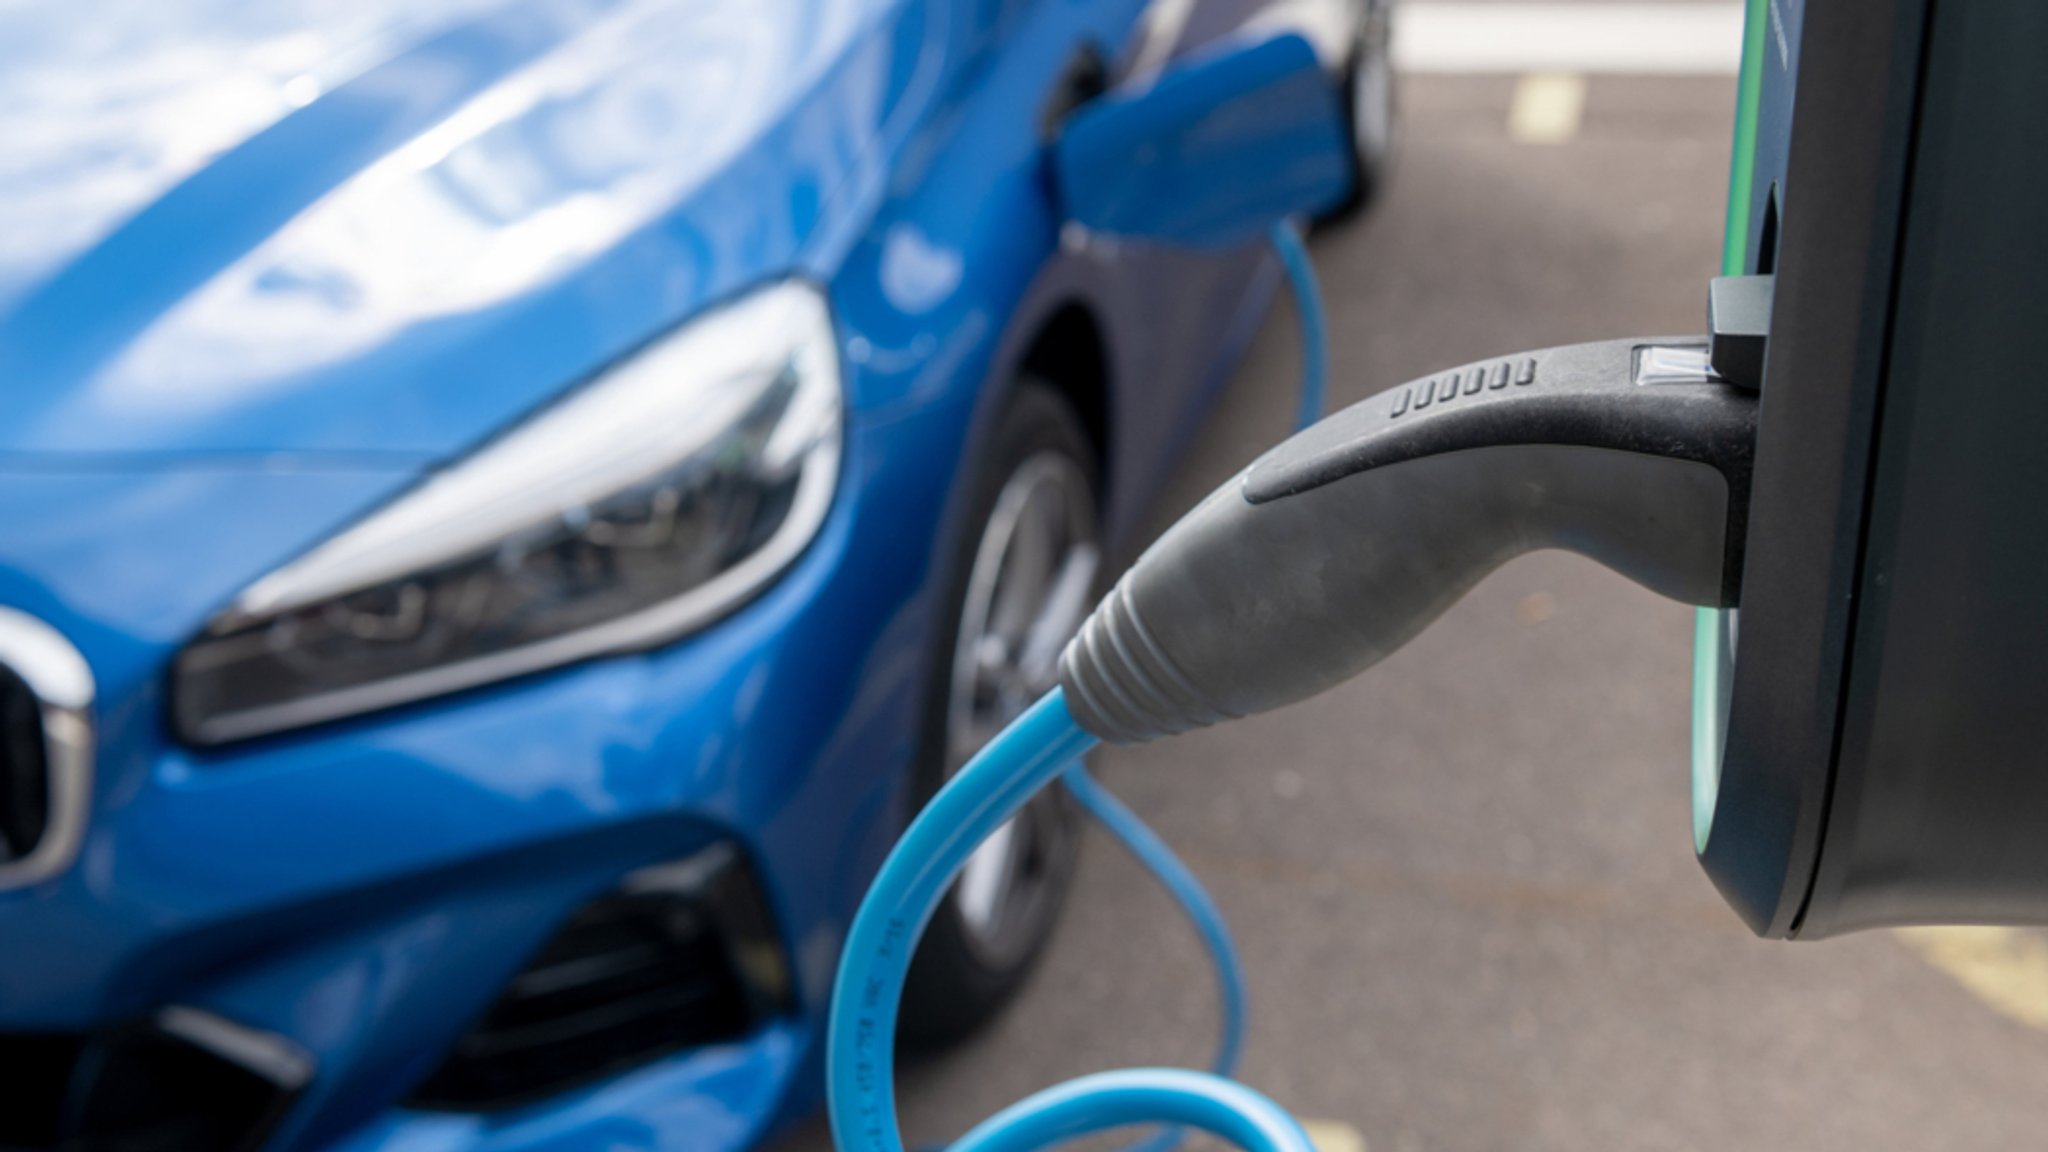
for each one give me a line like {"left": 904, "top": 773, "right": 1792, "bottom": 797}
{"left": 1394, "top": 3, "right": 1745, "bottom": 75}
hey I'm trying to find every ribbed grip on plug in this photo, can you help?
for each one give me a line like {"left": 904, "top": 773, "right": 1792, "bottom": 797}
{"left": 1056, "top": 337, "right": 1756, "bottom": 747}
{"left": 1058, "top": 579, "right": 1241, "bottom": 745}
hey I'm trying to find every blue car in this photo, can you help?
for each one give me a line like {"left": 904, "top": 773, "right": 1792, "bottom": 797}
{"left": 0, "top": 1, "right": 1386, "bottom": 1148}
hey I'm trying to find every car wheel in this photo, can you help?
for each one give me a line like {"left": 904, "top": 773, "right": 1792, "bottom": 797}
{"left": 1319, "top": 0, "right": 1397, "bottom": 224}
{"left": 899, "top": 381, "right": 1099, "bottom": 1049}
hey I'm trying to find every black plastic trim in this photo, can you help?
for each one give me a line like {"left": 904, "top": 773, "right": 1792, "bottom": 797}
{"left": 1700, "top": 0, "right": 1932, "bottom": 937}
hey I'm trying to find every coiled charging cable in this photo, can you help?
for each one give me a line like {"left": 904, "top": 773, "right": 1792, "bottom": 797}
{"left": 1057, "top": 765, "right": 1245, "bottom": 1152}
{"left": 828, "top": 221, "right": 1327, "bottom": 1152}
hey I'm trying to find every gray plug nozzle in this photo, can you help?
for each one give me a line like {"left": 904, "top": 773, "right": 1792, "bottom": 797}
{"left": 1059, "top": 337, "right": 1757, "bottom": 744}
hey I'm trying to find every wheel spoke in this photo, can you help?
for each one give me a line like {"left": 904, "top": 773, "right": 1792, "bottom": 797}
{"left": 988, "top": 489, "right": 1060, "bottom": 647}
{"left": 955, "top": 818, "right": 1019, "bottom": 933}
{"left": 1018, "top": 544, "right": 1100, "bottom": 692}
{"left": 949, "top": 710, "right": 1010, "bottom": 768}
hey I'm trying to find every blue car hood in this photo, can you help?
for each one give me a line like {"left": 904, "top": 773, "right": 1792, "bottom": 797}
{"left": 0, "top": 0, "right": 926, "bottom": 461}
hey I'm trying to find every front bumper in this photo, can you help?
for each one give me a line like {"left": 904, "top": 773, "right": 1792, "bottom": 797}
{"left": 0, "top": 404, "right": 970, "bottom": 1150}
{"left": 331, "top": 1022, "right": 804, "bottom": 1152}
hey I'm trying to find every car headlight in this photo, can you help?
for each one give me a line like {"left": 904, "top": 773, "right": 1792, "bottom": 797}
{"left": 175, "top": 281, "right": 843, "bottom": 745}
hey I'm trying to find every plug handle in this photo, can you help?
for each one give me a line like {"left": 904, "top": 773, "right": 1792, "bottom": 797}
{"left": 1059, "top": 337, "right": 1756, "bottom": 745}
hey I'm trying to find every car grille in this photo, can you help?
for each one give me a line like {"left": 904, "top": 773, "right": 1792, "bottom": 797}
{"left": 405, "top": 841, "right": 794, "bottom": 1111}
{"left": 0, "top": 1010, "right": 310, "bottom": 1152}
{"left": 0, "top": 608, "right": 93, "bottom": 891}
{"left": 0, "top": 666, "right": 48, "bottom": 867}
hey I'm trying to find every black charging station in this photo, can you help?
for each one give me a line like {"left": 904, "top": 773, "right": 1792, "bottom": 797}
{"left": 1697, "top": 0, "right": 2048, "bottom": 938}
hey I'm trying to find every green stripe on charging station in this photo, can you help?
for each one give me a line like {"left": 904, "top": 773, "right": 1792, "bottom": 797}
{"left": 1692, "top": 0, "right": 1770, "bottom": 854}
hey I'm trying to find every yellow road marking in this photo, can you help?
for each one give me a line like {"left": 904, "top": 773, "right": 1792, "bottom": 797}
{"left": 1508, "top": 73, "right": 1588, "bottom": 145}
{"left": 1895, "top": 926, "right": 2048, "bottom": 1031}
{"left": 1300, "top": 1118, "right": 1368, "bottom": 1152}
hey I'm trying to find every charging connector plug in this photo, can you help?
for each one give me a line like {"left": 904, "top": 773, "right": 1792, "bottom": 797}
{"left": 1059, "top": 336, "right": 1757, "bottom": 744}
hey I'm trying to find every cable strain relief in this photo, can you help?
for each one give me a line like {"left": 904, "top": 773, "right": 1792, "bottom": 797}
{"left": 1059, "top": 578, "right": 1238, "bottom": 744}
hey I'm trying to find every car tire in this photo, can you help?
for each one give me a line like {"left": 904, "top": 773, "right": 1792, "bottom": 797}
{"left": 898, "top": 381, "right": 1099, "bottom": 1050}
{"left": 1318, "top": 0, "right": 1397, "bottom": 225}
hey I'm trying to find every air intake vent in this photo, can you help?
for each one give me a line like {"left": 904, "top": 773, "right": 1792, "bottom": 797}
{"left": 0, "top": 1010, "right": 310, "bottom": 1151}
{"left": 0, "top": 666, "right": 48, "bottom": 866}
{"left": 406, "top": 842, "right": 793, "bottom": 1111}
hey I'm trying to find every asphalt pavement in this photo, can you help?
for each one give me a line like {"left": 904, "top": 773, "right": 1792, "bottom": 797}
{"left": 780, "top": 65, "right": 2048, "bottom": 1152}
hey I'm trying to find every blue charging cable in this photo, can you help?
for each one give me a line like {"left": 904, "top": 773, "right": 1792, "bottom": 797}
{"left": 828, "top": 221, "right": 1328, "bottom": 1152}
{"left": 1058, "top": 765, "right": 1246, "bottom": 1152}
{"left": 1268, "top": 220, "right": 1327, "bottom": 430}
{"left": 829, "top": 692, "right": 1315, "bottom": 1152}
